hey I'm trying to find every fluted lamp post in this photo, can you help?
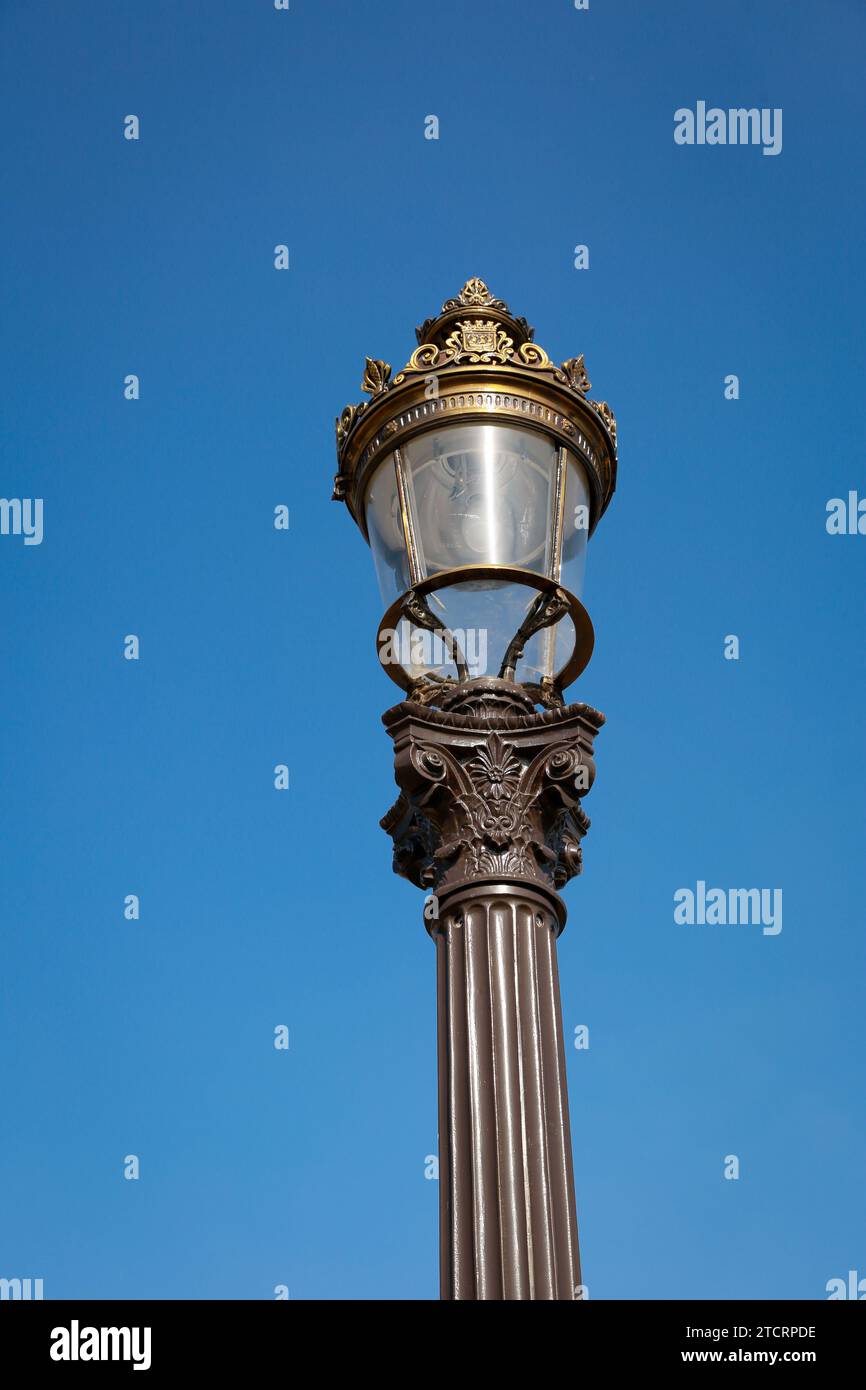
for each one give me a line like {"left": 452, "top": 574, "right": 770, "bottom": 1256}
{"left": 332, "top": 278, "right": 617, "bottom": 1300}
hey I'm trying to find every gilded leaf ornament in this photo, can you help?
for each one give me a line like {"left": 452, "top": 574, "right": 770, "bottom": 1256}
{"left": 361, "top": 357, "right": 392, "bottom": 396}
{"left": 561, "top": 355, "right": 591, "bottom": 394}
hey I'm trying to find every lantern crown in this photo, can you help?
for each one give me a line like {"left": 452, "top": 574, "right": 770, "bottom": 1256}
{"left": 414, "top": 276, "right": 535, "bottom": 352}
{"left": 332, "top": 277, "right": 618, "bottom": 535}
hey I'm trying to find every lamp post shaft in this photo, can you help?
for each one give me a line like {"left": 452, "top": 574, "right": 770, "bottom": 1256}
{"left": 433, "top": 885, "right": 580, "bottom": 1299}
{"left": 381, "top": 678, "right": 603, "bottom": 1300}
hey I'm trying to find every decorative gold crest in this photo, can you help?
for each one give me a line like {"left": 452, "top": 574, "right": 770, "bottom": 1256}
{"left": 442, "top": 319, "right": 513, "bottom": 363}
{"left": 459, "top": 321, "right": 499, "bottom": 355}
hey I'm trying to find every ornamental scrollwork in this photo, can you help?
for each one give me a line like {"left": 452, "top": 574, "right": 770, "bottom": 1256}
{"left": 335, "top": 402, "right": 363, "bottom": 450}
{"left": 399, "top": 342, "right": 439, "bottom": 376}
{"left": 393, "top": 322, "right": 556, "bottom": 381}
{"left": 588, "top": 399, "right": 617, "bottom": 448}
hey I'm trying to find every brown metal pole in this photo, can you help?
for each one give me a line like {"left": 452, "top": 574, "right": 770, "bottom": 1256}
{"left": 433, "top": 884, "right": 580, "bottom": 1299}
{"left": 381, "top": 677, "right": 603, "bottom": 1301}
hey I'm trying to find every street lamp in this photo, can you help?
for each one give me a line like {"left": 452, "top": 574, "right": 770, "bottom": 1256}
{"left": 333, "top": 277, "right": 617, "bottom": 1300}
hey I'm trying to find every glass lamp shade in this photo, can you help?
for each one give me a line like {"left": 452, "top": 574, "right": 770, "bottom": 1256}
{"left": 365, "top": 422, "right": 591, "bottom": 685}
{"left": 402, "top": 423, "right": 556, "bottom": 575}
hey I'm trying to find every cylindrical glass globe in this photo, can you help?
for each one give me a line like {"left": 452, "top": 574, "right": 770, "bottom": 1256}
{"left": 364, "top": 423, "right": 592, "bottom": 686}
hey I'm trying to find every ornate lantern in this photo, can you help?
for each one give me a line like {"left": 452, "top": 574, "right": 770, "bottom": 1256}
{"left": 333, "top": 277, "right": 617, "bottom": 707}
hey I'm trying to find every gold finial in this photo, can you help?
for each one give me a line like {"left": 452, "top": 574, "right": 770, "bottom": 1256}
{"left": 458, "top": 277, "right": 495, "bottom": 306}
{"left": 415, "top": 277, "right": 532, "bottom": 348}
{"left": 440, "top": 278, "right": 509, "bottom": 315}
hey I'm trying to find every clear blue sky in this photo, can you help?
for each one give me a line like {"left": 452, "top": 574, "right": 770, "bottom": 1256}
{"left": 1, "top": 0, "right": 864, "bottom": 1300}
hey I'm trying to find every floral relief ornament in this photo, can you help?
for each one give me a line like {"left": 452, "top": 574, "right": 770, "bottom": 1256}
{"left": 404, "top": 728, "right": 590, "bottom": 885}
{"left": 467, "top": 732, "right": 522, "bottom": 803}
